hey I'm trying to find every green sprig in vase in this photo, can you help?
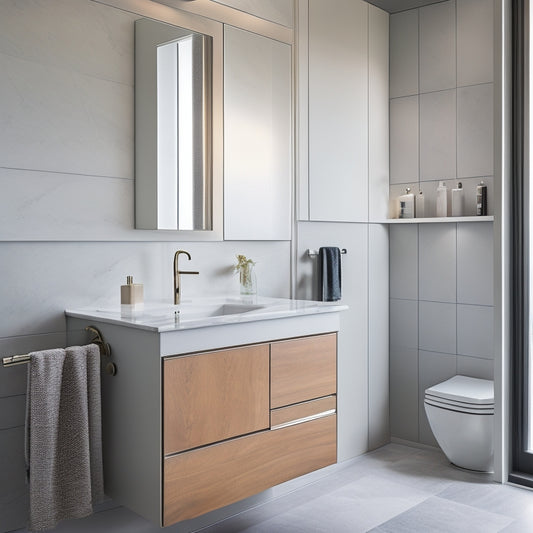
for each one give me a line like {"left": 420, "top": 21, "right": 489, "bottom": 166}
{"left": 234, "top": 254, "right": 257, "bottom": 296}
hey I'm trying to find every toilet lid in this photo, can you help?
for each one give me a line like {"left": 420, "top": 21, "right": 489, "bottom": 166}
{"left": 424, "top": 375, "right": 494, "bottom": 405}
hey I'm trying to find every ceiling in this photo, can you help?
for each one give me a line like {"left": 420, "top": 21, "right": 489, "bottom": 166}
{"left": 365, "top": 0, "right": 446, "bottom": 13}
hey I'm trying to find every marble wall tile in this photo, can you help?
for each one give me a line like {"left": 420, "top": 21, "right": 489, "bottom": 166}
{"left": 456, "top": 355, "right": 494, "bottom": 380}
{"left": 418, "top": 302, "right": 456, "bottom": 354}
{"left": 419, "top": 1, "right": 456, "bottom": 92}
{"left": 389, "top": 225, "right": 418, "bottom": 300}
{"left": 419, "top": 89, "right": 456, "bottom": 181}
{"left": 390, "top": 96, "right": 419, "bottom": 185}
{"left": 390, "top": 346, "right": 419, "bottom": 442}
{"left": 457, "top": 221, "right": 494, "bottom": 306}
{"left": 0, "top": 241, "right": 291, "bottom": 338}
{"left": 0, "top": 0, "right": 136, "bottom": 85}
{"left": 390, "top": 10, "right": 418, "bottom": 98}
{"left": 457, "top": 304, "right": 494, "bottom": 358}
{"left": 457, "top": 0, "right": 494, "bottom": 86}
{"left": 390, "top": 299, "right": 418, "bottom": 349}
{"left": 418, "top": 351, "right": 457, "bottom": 446}
{"left": 457, "top": 83, "right": 494, "bottom": 178}
{"left": 0, "top": 52, "right": 133, "bottom": 179}
{"left": 418, "top": 224, "right": 456, "bottom": 303}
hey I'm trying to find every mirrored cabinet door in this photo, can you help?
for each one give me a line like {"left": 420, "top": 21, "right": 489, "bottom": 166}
{"left": 223, "top": 25, "right": 292, "bottom": 241}
{"left": 135, "top": 16, "right": 223, "bottom": 240}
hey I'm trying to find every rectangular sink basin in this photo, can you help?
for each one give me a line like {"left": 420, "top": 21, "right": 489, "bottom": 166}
{"left": 137, "top": 302, "right": 266, "bottom": 324}
{"left": 173, "top": 303, "right": 265, "bottom": 320}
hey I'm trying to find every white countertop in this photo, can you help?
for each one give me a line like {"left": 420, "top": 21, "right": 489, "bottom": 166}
{"left": 65, "top": 296, "right": 348, "bottom": 333}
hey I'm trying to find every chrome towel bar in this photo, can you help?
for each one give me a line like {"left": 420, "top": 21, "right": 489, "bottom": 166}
{"left": 307, "top": 248, "right": 347, "bottom": 257}
{"left": 2, "top": 326, "right": 116, "bottom": 375}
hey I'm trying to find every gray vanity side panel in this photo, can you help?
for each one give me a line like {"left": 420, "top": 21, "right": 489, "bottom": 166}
{"left": 67, "top": 318, "right": 162, "bottom": 526}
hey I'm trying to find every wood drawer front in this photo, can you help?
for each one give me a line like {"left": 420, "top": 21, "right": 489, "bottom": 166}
{"left": 163, "top": 414, "right": 336, "bottom": 526}
{"left": 271, "top": 395, "right": 336, "bottom": 428}
{"left": 271, "top": 333, "right": 337, "bottom": 409}
{"left": 163, "top": 344, "right": 270, "bottom": 455}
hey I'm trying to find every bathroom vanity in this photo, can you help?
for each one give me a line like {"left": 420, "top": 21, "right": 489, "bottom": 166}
{"left": 65, "top": 297, "right": 346, "bottom": 527}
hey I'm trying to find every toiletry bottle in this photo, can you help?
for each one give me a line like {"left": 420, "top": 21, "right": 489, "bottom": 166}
{"left": 476, "top": 181, "right": 488, "bottom": 216}
{"left": 416, "top": 191, "right": 425, "bottom": 218}
{"left": 451, "top": 182, "right": 464, "bottom": 217}
{"left": 121, "top": 276, "right": 144, "bottom": 306}
{"left": 398, "top": 187, "right": 415, "bottom": 219}
{"left": 436, "top": 181, "right": 448, "bottom": 217}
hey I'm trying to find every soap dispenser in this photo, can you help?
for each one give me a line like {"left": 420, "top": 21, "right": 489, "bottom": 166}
{"left": 121, "top": 276, "right": 144, "bottom": 315}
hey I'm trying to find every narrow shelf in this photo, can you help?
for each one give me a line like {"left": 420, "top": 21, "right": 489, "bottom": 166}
{"left": 378, "top": 216, "right": 494, "bottom": 224}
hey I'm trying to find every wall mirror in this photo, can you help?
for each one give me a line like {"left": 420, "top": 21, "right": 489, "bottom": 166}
{"left": 135, "top": 16, "right": 223, "bottom": 238}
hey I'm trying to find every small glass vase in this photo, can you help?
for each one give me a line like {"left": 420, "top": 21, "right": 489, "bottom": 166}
{"left": 239, "top": 264, "right": 257, "bottom": 296}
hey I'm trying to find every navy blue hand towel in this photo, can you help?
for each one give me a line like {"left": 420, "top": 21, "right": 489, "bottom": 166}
{"left": 318, "top": 247, "right": 342, "bottom": 302}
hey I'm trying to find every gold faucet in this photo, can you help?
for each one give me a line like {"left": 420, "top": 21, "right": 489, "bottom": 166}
{"left": 173, "top": 250, "right": 199, "bottom": 304}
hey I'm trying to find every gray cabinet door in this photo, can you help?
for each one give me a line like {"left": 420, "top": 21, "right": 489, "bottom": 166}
{"left": 308, "top": 0, "right": 369, "bottom": 222}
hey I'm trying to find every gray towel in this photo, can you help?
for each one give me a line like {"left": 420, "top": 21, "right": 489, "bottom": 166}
{"left": 25, "top": 344, "right": 104, "bottom": 531}
{"left": 318, "top": 247, "right": 342, "bottom": 302}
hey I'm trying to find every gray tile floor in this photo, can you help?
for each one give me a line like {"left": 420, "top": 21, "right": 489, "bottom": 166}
{"left": 199, "top": 444, "right": 533, "bottom": 533}
{"left": 13, "top": 444, "right": 533, "bottom": 533}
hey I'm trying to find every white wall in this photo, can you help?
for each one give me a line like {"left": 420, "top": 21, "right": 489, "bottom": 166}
{"left": 0, "top": 1, "right": 290, "bottom": 531}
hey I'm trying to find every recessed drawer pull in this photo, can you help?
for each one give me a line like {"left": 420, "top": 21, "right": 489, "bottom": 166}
{"left": 270, "top": 409, "right": 336, "bottom": 430}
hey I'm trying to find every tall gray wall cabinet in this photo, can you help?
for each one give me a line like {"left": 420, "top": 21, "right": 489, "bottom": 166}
{"left": 299, "top": 0, "right": 389, "bottom": 222}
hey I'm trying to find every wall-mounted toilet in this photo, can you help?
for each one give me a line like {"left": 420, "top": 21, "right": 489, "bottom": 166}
{"left": 424, "top": 375, "right": 494, "bottom": 473}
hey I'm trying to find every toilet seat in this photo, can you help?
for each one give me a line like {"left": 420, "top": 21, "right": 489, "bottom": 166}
{"left": 424, "top": 398, "right": 494, "bottom": 415}
{"left": 424, "top": 393, "right": 494, "bottom": 411}
{"left": 425, "top": 375, "right": 494, "bottom": 405}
